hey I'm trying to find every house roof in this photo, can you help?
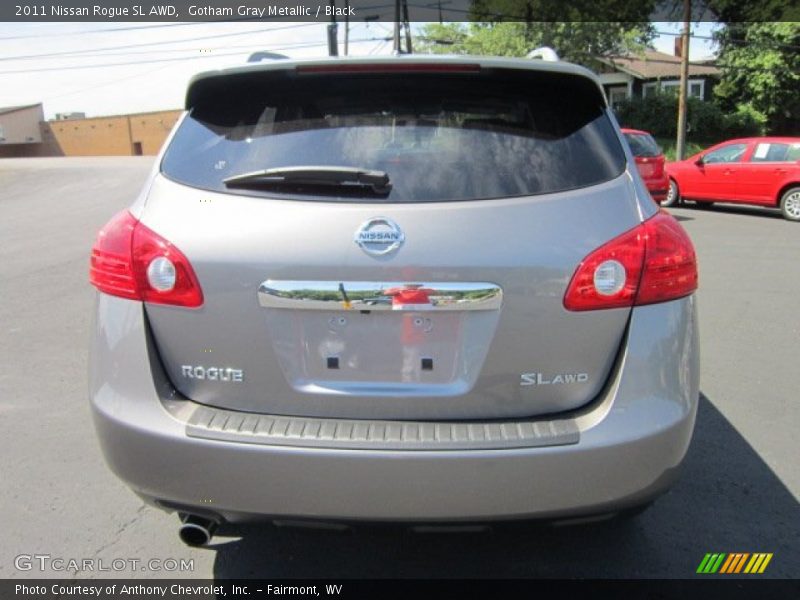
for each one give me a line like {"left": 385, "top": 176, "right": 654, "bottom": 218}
{"left": 0, "top": 103, "right": 42, "bottom": 116}
{"left": 600, "top": 50, "right": 719, "bottom": 80}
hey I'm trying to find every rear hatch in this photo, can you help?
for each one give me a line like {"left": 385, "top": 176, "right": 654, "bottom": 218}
{"left": 142, "top": 58, "right": 640, "bottom": 421}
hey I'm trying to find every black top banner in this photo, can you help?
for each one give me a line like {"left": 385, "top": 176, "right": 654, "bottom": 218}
{"left": 2, "top": 0, "right": 798, "bottom": 22}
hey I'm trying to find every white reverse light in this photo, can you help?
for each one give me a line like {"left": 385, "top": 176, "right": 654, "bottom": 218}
{"left": 593, "top": 260, "right": 626, "bottom": 296}
{"left": 147, "top": 256, "right": 177, "bottom": 292}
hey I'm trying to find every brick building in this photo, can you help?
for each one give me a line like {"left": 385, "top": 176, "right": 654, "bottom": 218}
{"left": 0, "top": 104, "right": 183, "bottom": 158}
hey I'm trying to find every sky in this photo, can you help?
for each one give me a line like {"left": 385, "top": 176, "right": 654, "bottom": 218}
{"left": 0, "top": 21, "right": 720, "bottom": 119}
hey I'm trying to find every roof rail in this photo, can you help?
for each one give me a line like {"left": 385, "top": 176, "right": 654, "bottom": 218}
{"left": 526, "top": 47, "right": 559, "bottom": 62}
{"left": 247, "top": 51, "right": 289, "bottom": 63}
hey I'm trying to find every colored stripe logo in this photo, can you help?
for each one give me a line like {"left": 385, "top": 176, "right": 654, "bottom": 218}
{"left": 697, "top": 553, "right": 773, "bottom": 574}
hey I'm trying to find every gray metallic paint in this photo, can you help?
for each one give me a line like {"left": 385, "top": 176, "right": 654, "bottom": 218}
{"left": 90, "top": 293, "right": 698, "bottom": 521}
{"left": 141, "top": 173, "right": 640, "bottom": 419}
{"left": 89, "top": 56, "right": 697, "bottom": 522}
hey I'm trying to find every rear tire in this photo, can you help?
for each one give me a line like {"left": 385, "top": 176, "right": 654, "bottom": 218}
{"left": 662, "top": 179, "right": 680, "bottom": 207}
{"left": 780, "top": 187, "right": 800, "bottom": 221}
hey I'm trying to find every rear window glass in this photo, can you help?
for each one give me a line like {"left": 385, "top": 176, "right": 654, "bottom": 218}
{"left": 623, "top": 132, "right": 661, "bottom": 158}
{"left": 162, "top": 69, "right": 626, "bottom": 202}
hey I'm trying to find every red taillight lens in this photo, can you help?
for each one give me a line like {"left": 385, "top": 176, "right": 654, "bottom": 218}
{"left": 636, "top": 212, "right": 698, "bottom": 306}
{"left": 564, "top": 211, "right": 697, "bottom": 311}
{"left": 89, "top": 210, "right": 203, "bottom": 308}
{"left": 650, "top": 155, "right": 665, "bottom": 178}
{"left": 89, "top": 211, "right": 138, "bottom": 300}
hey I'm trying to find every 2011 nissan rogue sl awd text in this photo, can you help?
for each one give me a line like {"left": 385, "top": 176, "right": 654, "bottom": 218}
{"left": 88, "top": 55, "right": 699, "bottom": 546}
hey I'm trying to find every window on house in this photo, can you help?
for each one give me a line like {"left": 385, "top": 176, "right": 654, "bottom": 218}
{"left": 608, "top": 86, "right": 628, "bottom": 110}
{"left": 657, "top": 80, "right": 704, "bottom": 99}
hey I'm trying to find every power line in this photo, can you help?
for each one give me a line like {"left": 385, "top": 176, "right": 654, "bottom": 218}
{"left": 0, "top": 37, "right": 389, "bottom": 75}
{"left": 0, "top": 21, "right": 218, "bottom": 41}
{"left": 653, "top": 29, "right": 800, "bottom": 51}
{"left": 0, "top": 22, "right": 321, "bottom": 62}
{"left": 5, "top": 39, "right": 360, "bottom": 60}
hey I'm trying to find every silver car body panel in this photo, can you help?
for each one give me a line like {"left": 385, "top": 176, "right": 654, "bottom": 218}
{"left": 90, "top": 55, "right": 697, "bottom": 522}
{"left": 90, "top": 293, "right": 698, "bottom": 521}
{"left": 141, "top": 172, "right": 639, "bottom": 419}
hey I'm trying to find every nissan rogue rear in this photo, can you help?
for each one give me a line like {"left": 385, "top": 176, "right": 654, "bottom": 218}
{"left": 88, "top": 55, "right": 699, "bottom": 545}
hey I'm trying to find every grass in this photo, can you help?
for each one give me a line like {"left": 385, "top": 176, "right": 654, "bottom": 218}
{"left": 655, "top": 137, "right": 713, "bottom": 162}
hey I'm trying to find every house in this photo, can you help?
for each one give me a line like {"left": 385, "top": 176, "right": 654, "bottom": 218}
{"left": 594, "top": 41, "right": 720, "bottom": 111}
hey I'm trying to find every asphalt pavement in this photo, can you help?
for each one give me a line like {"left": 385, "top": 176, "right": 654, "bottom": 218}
{"left": 1, "top": 157, "right": 798, "bottom": 579}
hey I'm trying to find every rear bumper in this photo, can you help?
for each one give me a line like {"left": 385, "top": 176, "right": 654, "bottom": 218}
{"left": 90, "top": 294, "right": 699, "bottom": 522}
{"left": 646, "top": 174, "right": 670, "bottom": 201}
{"left": 650, "top": 189, "right": 669, "bottom": 202}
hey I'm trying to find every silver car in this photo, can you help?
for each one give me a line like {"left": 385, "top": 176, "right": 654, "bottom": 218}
{"left": 89, "top": 55, "right": 699, "bottom": 546}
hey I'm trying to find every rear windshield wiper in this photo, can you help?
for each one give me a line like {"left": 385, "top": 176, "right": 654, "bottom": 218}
{"left": 223, "top": 166, "right": 392, "bottom": 195}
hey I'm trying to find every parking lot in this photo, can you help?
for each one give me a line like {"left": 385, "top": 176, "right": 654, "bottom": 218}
{"left": 1, "top": 157, "right": 798, "bottom": 579}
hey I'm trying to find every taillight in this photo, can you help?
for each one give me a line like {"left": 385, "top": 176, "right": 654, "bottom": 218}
{"left": 89, "top": 210, "right": 203, "bottom": 308}
{"left": 564, "top": 211, "right": 697, "bottom": 311}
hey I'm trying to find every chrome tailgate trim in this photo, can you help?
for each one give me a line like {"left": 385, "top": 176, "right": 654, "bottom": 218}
{"left": 258, "top": 280, "right": 503, "bottom": 312}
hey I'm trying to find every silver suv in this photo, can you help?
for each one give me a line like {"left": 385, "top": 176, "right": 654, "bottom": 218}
{"left": 89, "top": 56, "right": 699, "bottom": 546}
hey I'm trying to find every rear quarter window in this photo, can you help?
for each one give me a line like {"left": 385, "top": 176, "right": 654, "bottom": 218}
{"left": 162, "top": 67, "right": 626, "bottom": 202}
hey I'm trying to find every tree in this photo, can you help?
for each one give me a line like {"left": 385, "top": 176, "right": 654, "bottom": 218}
{"left": 415, "top": 21, "right": 654, "bottom": 66}
{"left": 713, "top": 22, "right": 800, "bottom": 134}
{"left": 414, "top": 1, "right": 655, "bottom": 67}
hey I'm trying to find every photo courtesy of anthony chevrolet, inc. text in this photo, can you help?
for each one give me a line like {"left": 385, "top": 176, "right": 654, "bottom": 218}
{"left": 0, "top": 0, "right": 798, "bottom": 597}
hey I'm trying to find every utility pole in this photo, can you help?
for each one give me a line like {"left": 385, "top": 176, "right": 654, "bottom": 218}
{"left": 327, "top": 0, "right": 338, "bottom": 56}
{"left": 343, "top": 0, "right": 350, "bottom": 55}
{"left": 393, "top": 0, "right": 401, "bottom": 54}
{"left": 676, "top": 0, "right": 691, "bottom": 160}
{"left": 402, "top": 0, "right": 413, "bottom": 54}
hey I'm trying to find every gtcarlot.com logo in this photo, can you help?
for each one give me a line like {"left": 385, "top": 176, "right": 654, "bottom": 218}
{"left": 696, "top": 552, "right": 773, "bottom": 574}
{"left": 14, "top": 554, "right": 194, "bottom": 573}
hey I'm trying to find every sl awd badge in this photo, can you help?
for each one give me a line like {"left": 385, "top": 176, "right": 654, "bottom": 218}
{"left": 354, "top": 217, "right": 404, "bottom": 257}
{"left": 520, "top": 372, "right": 589, "bottom": 386}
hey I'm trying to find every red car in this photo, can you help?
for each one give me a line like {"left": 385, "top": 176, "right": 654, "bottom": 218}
{"left": 665, "top": 137, "right": 800, "bottom": 221}
{"left": 621, "top": 128, "right": 669, "bottom": 203}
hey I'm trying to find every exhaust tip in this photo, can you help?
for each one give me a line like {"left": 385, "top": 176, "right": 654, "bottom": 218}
{"left": 179, "top": 514, "right": 217, "bottom": 546}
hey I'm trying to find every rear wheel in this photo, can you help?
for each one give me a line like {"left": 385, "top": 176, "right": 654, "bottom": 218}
{"left": 662, "top": 179, "right": 680, "bottom": 207}
{"left": 780, "top": 187, "right": 800, "bottom": 221}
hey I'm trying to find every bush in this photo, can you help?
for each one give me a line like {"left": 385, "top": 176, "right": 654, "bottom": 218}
{"left": 724, "top": 103, "right": 768, "bottom": 138}
{"left": 615, "top": 92, "right": 678, "bottom": 138}
{"left": 615, "top": 91, "right": 766, "bottom": 142}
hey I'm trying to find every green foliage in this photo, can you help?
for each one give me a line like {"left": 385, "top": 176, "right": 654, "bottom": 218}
{"left": 713, "top": 22, "right": 800, "bottom": 134}
{"left": 615, "top": 91, "right": 766, "bottom": 142}
{"left": 415, "top": 21, "right": 654, "bottom": 67}
{"left": 466, "top": 0, "right": 656, "bottom": 22}
{"left": 706, "top": 0, "right": 799, "bottom": 22}
{"left": 655, "top": 138, "right": 708, "bottom": 162}
{"left": 724, "top": 103, "right": 769, "bottom": 138}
